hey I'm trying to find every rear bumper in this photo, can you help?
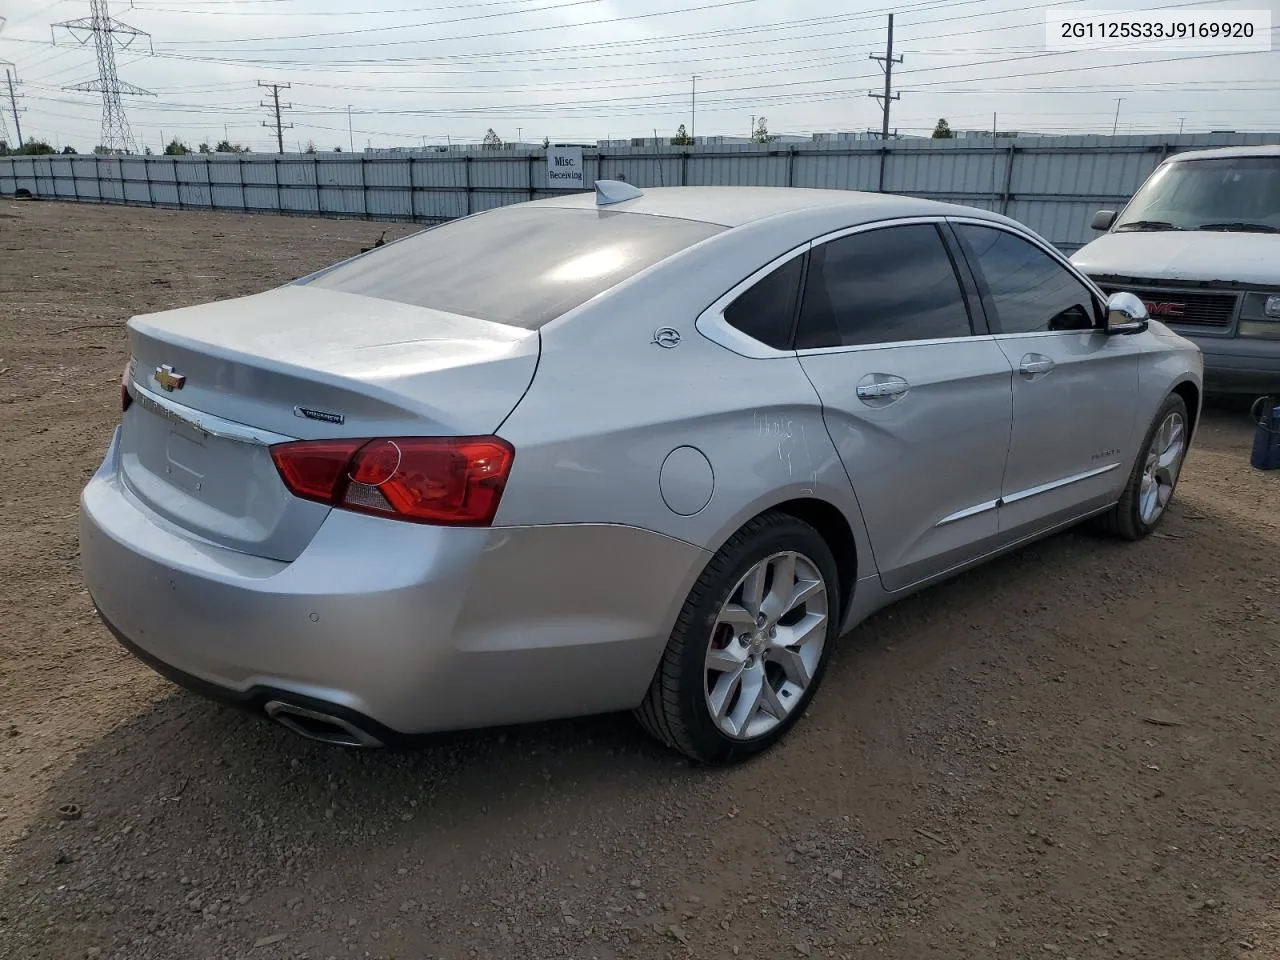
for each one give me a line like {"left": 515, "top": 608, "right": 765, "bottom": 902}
{"left": 81, "top": 427, "right": 709, "bottom": 738}
{"left": 1181, "top": 334, "right": 1280, "bottom": 393}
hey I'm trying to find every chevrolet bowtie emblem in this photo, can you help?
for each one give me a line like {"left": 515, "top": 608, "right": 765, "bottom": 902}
{"left": 153, "top": 364, "right": 186, "bottom": 392}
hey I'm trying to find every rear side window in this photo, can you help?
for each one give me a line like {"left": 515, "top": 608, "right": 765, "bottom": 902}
{"left": 298, "top": 206, "right": 725, "bottom": 329}
{"left": 794, "top": 223, "right": 973, "bottom": 350}
{"left": 723, "top": 255, "right": 804, "bottom": 349}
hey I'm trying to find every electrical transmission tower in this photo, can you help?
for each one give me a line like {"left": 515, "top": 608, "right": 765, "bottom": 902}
{"left": 868, "top": 13, "right": 902, "bottom": 141}
{"left": 0, "top": 17, "right": 16, "bottom": 149}
{"left": 4, "top": 68, "right": 24, "bottom": 149}
{"left": 53, "top": 0, "right": 154, "bottom": 154}
{"left": 258, "top": 81, "right": 293, "bottom": 153}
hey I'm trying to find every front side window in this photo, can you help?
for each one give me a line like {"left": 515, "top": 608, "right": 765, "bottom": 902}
{"left": 298, "top": 206, "right": 725, "bottom": 329}
{"left": 793, "top": 223, "right": 973, "bottom": 350}
{"left": 1113, "top": 156, "right": 1280, "bottom": 234}
{"left": 722, "top": 255, "right": 804, "bottom": 349}
{"left": 956, "top": 224, "right": 1099, "bottom": 335}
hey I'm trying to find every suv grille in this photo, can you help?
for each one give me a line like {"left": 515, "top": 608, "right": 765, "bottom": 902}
{"left": 1098, "top": 285, "right": 1239, "bottom": 327}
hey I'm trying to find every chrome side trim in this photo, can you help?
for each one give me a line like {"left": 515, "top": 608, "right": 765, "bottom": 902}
{"left": 128, "top": 380, "right": 294, "bottom": 446}
{"left": 936, "top": 498, "right": 1000, "bottom": 527}
{"left": 936, "top": 462, "right": 1121, "bottom": 528}
{"left": 1001, "top": 462, "right": 1120, "bottom": 506}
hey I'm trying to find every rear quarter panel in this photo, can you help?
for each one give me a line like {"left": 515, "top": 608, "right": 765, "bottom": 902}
{"left": 492, "top": 224, "right": 875, "bottom": 573}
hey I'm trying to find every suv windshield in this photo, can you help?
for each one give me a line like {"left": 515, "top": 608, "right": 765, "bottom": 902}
{"left": 1114, "top": 156, "right": 1280, "bottom": 234}
{"left": 297, "top": 205, "right": 724, "bottom": 329}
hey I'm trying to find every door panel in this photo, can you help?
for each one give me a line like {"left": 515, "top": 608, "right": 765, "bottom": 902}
{"left": 793, "top": 221, "right": 1015, "bottom": 593}
{"left": 951, "top": 222, "right": 1141, "bottom": 537}
{"left": 800, "top": 340, "right": 1014, "bottom": 591}
{"left": 995, "top": 331, "right": 1140, "bottom": 534}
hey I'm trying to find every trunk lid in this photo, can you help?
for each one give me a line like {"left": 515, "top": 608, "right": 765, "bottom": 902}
{"left": 120, "top": 285, "right": 539, "bottom": 561}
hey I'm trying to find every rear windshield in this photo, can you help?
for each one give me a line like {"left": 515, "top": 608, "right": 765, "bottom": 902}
{"left": 298, "top": 205, "right": 725, "bottom": 329}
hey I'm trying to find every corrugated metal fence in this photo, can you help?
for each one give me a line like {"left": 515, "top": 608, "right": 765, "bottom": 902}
{"left": 2, "top": 132, "right": 1276, "bottom": 252}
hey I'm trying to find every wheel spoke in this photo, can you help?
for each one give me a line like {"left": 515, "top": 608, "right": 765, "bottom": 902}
{"left": 763, "top": 553, "right": 797, "bottom": 622}
{"left": 739, "top": 562, "right": 767, "bottom": 618}
{"left": 706, "top": 646, "right": 745, "bottom": 674}
{"left": 788, "top": 576, "right": 824, "bottom": 611}
{"left": 708, "top": 667, "right": 744, "bottom": 723}
{"left": 758, "top": 678, "right": 788, "bottom": 721}
{"left": 716, "top": 603, "right": 756, "bottom": 631}
{"left": 766, "top": 642, "right": 812, "bottom": 689}
{"left": 775, "top": 610, "right": 826, "bottom": 652}
{"left": 729, "top": 669, "right": 765, "bottom": 735}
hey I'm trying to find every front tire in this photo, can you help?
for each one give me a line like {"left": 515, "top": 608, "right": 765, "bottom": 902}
{"left": 635, "top": 512, "right": 840, "bottom": 764}
{"left": 1095, "top": 392, "right": 1190, "bottom": 540}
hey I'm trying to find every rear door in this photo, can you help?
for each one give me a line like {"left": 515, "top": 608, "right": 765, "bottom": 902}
{"left": 794, "top": 220, "right": 1015, "bottom": 593}
{"left": 950, "top": 221, "right": 1141, "bottom": 539}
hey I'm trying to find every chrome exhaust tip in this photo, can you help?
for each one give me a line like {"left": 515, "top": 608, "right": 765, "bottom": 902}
{"left": 263, "top": 700, "right": 384, "bottom": 748}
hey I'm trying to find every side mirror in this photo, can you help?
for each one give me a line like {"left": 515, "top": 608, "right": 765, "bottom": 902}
{"left": 1091, "top": 209, "right": 1117, "bottom": 231}
{"left": 1105, "top": 291, "right": 1150, "bottom": 335}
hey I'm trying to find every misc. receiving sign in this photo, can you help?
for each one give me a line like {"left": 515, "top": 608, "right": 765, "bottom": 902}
{"left": 547, "top": 146, "right": 584, "bottom": 189}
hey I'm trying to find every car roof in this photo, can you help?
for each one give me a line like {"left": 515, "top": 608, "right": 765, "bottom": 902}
{"left": 524, "top": 185, "right": 1002, "bottom": 229}
{"left": 1165, "top": 144, "right": 1280, "bottom": 163}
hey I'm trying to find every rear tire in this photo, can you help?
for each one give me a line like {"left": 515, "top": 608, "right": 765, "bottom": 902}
{"left": 1093, "top": 392, "right": 1189, "bottom": 541}
{"left": 635, "top": 511, "right": 841, "bottom": 764}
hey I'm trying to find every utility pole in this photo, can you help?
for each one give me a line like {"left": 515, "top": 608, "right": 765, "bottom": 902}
{"left": 1111, "top": 97, "right": 1124, "bottom": 137}
{"left": 868, "top": 14, "right": 902, "bottom": 140}
{"left": 53, "top": 0, "right": 154, "bottom": 154}
{"left": 347, "top": 104, "right": 354, "bottom": 152}
{"left": 6, "top": 68, "right": 23, "bottom": 147}
{"left": 691, "top": 74, "right": 698, "bottom": 143}
{"left": 1177, "top": 116, "right": 1186, "bottom": 135}
{"left": 258, "top": 80, "right": 292, "bottom": 153}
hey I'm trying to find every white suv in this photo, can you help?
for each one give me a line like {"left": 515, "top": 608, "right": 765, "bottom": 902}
{"left": 1072, "top": 144, "right": 1280, "bottom": 394}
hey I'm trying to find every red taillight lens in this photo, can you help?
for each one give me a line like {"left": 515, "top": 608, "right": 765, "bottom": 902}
{"left": 121, "top": 361, "right": 133, "bottom": 413}
{"left": 270, "top": 436, "right": 515, "bottom": 527}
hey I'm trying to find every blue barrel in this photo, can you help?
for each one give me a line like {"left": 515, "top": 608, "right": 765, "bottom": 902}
{"left": 1252, "top": 396, "right": 1280, "bottom": 471}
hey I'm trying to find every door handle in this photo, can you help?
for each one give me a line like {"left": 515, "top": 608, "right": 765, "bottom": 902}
{"left": 1019, "top": 354, "right": 1055, "bottom": 378}
{"left": 855, "top": 375, "right": 910, "bottom": 402}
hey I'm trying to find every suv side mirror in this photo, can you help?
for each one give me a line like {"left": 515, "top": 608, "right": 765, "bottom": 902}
{"left": 1105, "top": 291, "right": 1149, "bottom": 335}
{"left": 1091, "top": 209, "right": 1117, "bottom": 231}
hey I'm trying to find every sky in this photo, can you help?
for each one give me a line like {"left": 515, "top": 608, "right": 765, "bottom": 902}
{"left": 0, "top": 0, "right": 1277, "bottom": 152}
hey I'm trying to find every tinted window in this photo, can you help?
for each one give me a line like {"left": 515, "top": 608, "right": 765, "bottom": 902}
{"left": 957, "top": 224, "right": 1098, "bottom": 334}
{"left": 299, "top": 206, "right": 724, "bottom": 329}
{"left": 723, "top": 255, "right": 803, "bottom": 349}
{"left": 794, "top": 224, "right": 972, "bottom": 350}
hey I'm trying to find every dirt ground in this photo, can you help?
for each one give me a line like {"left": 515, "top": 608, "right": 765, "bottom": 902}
{"left": 1, "top": 199, "right": 1278, "bottom": 960}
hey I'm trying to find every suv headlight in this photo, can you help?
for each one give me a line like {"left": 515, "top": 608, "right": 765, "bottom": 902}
{"left": 1239, "top": 293, "right": 1280, "bottom": 338}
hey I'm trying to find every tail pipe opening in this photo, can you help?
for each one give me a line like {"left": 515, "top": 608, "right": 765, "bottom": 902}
{"left": 263, "top": 700, "right": 384, "bottom": 748}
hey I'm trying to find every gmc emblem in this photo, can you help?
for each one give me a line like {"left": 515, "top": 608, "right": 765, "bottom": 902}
{"left": 1143, "top": 300, "right": 1185, "bottom": 318}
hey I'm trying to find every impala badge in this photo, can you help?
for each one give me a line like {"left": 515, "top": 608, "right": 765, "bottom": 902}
{"left": 153, "top": 364, "right": 186, "bottom": 392}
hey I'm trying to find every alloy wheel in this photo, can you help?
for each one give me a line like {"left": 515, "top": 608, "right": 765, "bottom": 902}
{"left": 1139, "top": 410, "right": 1186, "bottom": 525}
{"left": 703, "top": 551, "right": 829, "bottom": 740}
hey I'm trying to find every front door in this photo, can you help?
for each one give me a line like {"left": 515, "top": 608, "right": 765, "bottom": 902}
{"left": 951, "top": 222, "right": 1141, "bottom": 538}
{"left": 794, "top": 221, "right": 1014, "bottom": 593}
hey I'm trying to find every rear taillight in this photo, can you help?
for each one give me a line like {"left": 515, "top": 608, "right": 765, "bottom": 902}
{"left": 121, "top": 360, "right": 133, "bottom": 413}
{"left": 270, "top": 436, "right": 515, "bottom": 527}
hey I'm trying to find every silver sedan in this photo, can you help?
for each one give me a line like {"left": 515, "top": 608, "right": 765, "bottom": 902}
{"left": 80, "top": 183, "right": 1203, "bottom": 763}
